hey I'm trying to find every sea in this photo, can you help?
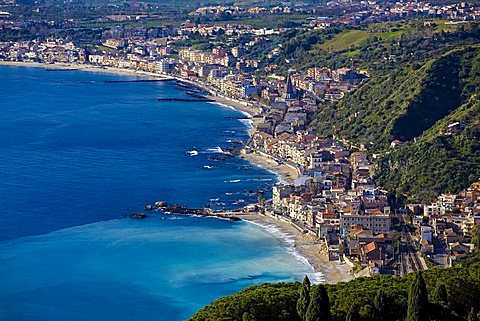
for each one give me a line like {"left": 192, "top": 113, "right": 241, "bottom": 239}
{"left": 0, "top": 65, "right": 321, "bottom": 321}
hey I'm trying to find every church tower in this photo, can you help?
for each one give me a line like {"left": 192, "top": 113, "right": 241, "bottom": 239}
{"left": 284, "top": 71, "right": 297, "bottom": 100}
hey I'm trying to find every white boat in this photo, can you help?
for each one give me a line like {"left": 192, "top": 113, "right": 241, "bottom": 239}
{"left": 186, "top": 150, "right": 198, "bottom": 156}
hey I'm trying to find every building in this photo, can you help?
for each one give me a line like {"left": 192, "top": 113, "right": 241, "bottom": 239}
{"left": 231, "top": 46, "right": 245, "bottom": 58}
{"left": 283, "top": 72, "right": 298, "bottom": 100}
{"left": 420, "top": 225, "right": 432, "bottom": 243}
{"left": 340, "top": 208, "right": 391, "bottom": 234}
{"left": 272, "top": 184, "right": 294, "bottom": 210}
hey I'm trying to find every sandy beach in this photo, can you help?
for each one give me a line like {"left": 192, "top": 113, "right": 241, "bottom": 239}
{"left": 237, "top": 212, "right": 354, "bottom": 284}
{"left": 208, "top": 95, "right": 262, "bottom": 118}
{"left": 240, "top": 152, "right": 298, "bottom": 185}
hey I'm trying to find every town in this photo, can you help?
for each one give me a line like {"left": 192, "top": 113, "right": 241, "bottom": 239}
{"left": 1, "top": 0, "right": 479, "bottom": 281}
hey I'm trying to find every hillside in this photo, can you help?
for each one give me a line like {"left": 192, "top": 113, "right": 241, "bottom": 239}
{"left": 374, "top": 99, "right": 480, "bottom": 202}
{"left": 188, "top": 263, "right": 480, "bottom": 321}
{"left": 304, "top": 23, "right": 480, "bottom": 202}
{"left": 312, "top": 45, "right": 480, "bottom": 146}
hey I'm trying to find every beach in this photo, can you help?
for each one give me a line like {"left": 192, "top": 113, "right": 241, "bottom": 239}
{"left": 240, "top": 152, "right": 299, "bottom": 185}
{"left": 238, "top": 212, "right": 354, "bottom": 284}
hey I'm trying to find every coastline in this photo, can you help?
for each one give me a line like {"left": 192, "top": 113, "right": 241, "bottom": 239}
{"left": 2, "top": 60, "right": 349, "bottom": 283}
{"left": 240, "top": 152, "right": 298, "bottom": 185}
{"left": 0, "top": 60, "right": 294, "bottom": 185}
{"left": 238, "top": 212, "right": 354, "bottom": 284}
{"left": 0, "top": 61, "right": 174, "bottom": 79}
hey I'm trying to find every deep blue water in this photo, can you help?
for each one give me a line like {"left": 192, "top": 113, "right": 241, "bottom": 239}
{"left": 0, "top": 66, "right": 319, "bottom": 321}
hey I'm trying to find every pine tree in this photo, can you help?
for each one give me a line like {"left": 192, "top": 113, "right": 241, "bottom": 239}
{"left": 374, "top": 288, "right": 388, "bottom": 321}
{"left": 468, "top": 307, "right": 478, "bottom": 321}
{"left": 431, "top": 283, "right": 448, "bottom": 306}
{"left": 305, "top": 284, "right": 332, "bottom": 321}
{"left": 242, "top": 312, "right": 257, "bottom": 321}
{"left": 297, "top": 275, "right": 311, "bottom": 321}
{"left": 346, "top": 306, "right": 360, "bottom": 321}
{"left": 406, "top": 272, "right": 429, "bottom": 321}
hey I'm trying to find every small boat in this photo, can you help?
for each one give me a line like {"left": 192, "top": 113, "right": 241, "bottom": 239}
{"left": 130, "top": 213, "right": 147, "bottom": 219}
{"left": 186, "top": 150, "right": 198, "bottom": 157}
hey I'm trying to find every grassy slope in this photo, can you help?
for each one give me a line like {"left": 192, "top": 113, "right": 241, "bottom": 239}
{"left": 321, "top": 30, "right": 370, "bottom": 51}
{"left": 320, "top": 23, "right": 414, "bottom": 52}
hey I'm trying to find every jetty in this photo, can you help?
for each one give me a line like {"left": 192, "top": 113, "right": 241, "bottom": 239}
{"left": 142, "top": 204, "right": 243, "bottom": 221}
{"left": 157, "top": 97, "right": 214, "bottom": 102}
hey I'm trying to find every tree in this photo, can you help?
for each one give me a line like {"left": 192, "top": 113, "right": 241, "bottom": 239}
{"left": 374, "top": 289, "right": 388, "bottom": 321}
{"left": 346, "top": 306, "right": 361, "bottom": 321}
{"left": 406, "top": 272, "right": 429, "bottom": 321}
{"left": 305, "top": 284, "right": 332, "bottom": 321}
{"left": 242, "top": 312, "right": 257, "bottom": 321}
{"left": 431, "top": 283, "right": 448, "bottom": 306}
{"left": 297, "top": 275, "right": 311, "bottom": 321}
{"left": 468, "top": 307, "right": 478, "bottom": 321}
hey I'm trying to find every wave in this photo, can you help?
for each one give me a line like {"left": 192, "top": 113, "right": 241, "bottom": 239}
{"left": 225, "top": 179, "right": 241, "bottom": 183}
{"left": 239, "top": 118, "right": 254, "bottom": 130}
{"left": 206, "top": 146, "right": 224, "bottom": 154}
{"left": 211, "top": 102, "right": 252, "bottom": 118}
{"left": 243, "top": 162, "right": 286, "bottom": 184}
{"left": 245, "top": 220, "right": 325, "bottom": 284}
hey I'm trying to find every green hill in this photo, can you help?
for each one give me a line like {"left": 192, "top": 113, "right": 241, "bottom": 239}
{"left": 309, "top": 31, "right": 480, "bottom": 201}
{"left": 188, "top": 263, "right": 480, "bottom": 321}
{"left": 374, "top": 98, "right": 480, "bottom": 202}
{"left": 312, "top": 45, "right": 480, "bottom": 146}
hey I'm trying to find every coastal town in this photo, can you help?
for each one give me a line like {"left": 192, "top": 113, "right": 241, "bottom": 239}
{"left": 1, "top": 0, "right": 479, "bottom": 282}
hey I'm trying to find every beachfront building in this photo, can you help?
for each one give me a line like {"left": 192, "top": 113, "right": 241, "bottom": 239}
{"left": 272, "top": 184, "right": 294, "bottom": 211}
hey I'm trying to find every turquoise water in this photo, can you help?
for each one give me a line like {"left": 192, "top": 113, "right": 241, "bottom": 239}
{"left": 0, "top": 66, "right": 319, "bottom": 320}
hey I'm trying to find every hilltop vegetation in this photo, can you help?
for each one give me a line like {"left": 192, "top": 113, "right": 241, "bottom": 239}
{"left": 189, "top": 263, "right": 480, "bottom": 321}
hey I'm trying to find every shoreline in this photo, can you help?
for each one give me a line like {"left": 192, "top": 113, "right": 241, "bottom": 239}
{"left": 237, "top": 212, "right": 354, "bottom": 284}
{"left": 2, "top": 60, "right": 350, "bottom": 283}
{"left": 0, "top": 61, "right": 174, "bottom": 79}
{"left": 240, "top": 152, "right": 298, "bottom": 185}
{"left": 0, "top": 61, "right": 294, "bottom": 185}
